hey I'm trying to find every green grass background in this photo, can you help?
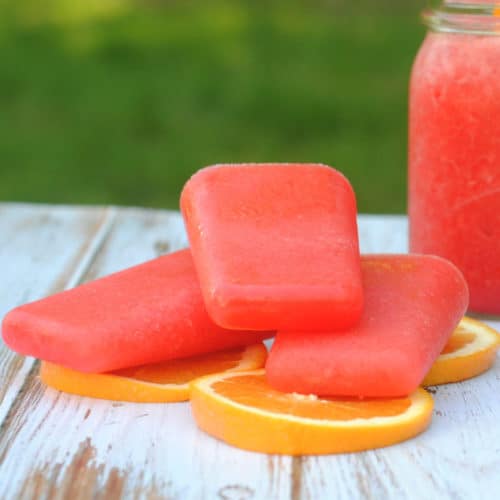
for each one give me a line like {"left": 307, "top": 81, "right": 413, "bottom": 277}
{"left": 0, "top": 0, "right": 425, "bottom": 213}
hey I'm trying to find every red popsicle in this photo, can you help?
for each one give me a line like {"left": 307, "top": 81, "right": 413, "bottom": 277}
{"left": 181, "top": 163, "right": 363, "bottom": 332}
{"left": 266, "top": 254, "right": 469, "bottom": 398}
{"left": 2, "top": 249, "right": 272, "bottom": 373}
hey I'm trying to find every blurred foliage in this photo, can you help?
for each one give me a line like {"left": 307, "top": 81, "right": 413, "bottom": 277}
{"left": 0, "top": 0, "right": 425, "bottom": 212}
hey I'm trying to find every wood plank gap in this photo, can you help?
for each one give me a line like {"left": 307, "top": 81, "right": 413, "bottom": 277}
{"left": 290, "top": 456, "right": 303, "bottom": 500}
{"left": 61, "top": 207, "right": 118, "bottom": 290}
{"left": 0, "top": 207, "right": 118, "bottom": 438}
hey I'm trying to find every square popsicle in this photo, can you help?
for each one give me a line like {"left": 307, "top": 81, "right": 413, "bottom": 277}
{"left": 266, "top": 254, "right": 469, "bottom": 398}
{"left": 2, "top": 249, "right": 272, "bottom": 373}
{"left": 180, "top": 163, "right": 363, "bottom": 331}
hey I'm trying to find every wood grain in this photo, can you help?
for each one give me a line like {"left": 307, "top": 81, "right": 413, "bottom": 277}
{"left": 300, "top": 363, "right": 500, "bottom": 499}
{"left": 0, "top": 204, "right": 115, "bottom": 427}
{"left": 0, "top": 207, "right": 293, "bottom": 499}
{"left": 0, "top": 207, "right": 498, "bottom": 500}
{"left": 357, "top": 215, "right": 408, "bottom": 254}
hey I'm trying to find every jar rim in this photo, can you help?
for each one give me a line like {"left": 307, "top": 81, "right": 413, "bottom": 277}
{"left": 424, "top": 2, "right": 500, "bottom": 35}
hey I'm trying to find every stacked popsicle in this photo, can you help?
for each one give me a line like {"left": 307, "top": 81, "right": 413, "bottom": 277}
{"left": 180, "top": 164, "right": 468, "bottom": 397}
{"left": 3, "top": 163, "right": 498, "bottom": 455}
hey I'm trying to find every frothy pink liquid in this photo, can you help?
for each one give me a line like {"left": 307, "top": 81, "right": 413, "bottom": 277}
{"left": 409, "top": 33, "right": 500, "bottom": 314}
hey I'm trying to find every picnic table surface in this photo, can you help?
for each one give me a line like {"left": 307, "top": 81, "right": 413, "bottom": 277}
{"left": 0, "top": 202, "right": 499, "bottom": 500}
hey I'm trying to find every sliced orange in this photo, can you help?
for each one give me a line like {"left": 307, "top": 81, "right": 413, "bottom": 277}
{"left": 190, "top": 369, "right": 433, "bottom": 455}
{"left": 423, "top": 316, "right": 500, "bottom": 386}
{"left": 40, "top": 343, "right": 267, "bottom": 403}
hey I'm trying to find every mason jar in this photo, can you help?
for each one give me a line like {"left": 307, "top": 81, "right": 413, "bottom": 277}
{"left": 408, "top": 1, "right": 500, "bottom": 314}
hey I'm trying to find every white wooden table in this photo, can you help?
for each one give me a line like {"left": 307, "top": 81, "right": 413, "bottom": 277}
{"left": 0, "top": 203, "right": 498, "bottom": 500}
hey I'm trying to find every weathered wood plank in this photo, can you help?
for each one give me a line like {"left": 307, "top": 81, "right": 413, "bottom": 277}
{"left": 357, "top": 215, "right": 408, "bottom": 254}
{"left": 299, "top": 361, "right": 500, "bottom": 500}
{"left": 0, "top": 204, "right": 115, "bottom": 427}
{"left": 0, "top": 208, "right": 292, "bottom": 500}
{"left": 1, "top": 208, "right": 498, "bottom": 500}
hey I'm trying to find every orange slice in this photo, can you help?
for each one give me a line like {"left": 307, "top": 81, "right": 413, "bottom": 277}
{"left": 190, "top": 369, "right": 433, "bottom": 455}
{"left": 40, "top": 343, "right": 267, "bottom": 403}
{"left": 423, "top": 316, "right": 500, "bottom": 386}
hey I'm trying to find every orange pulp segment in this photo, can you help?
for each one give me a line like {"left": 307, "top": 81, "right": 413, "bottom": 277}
{"left": 423, "top": 316, "right": 500, "bottom": 386}
{"left": 40, "top": 343, "right": 267, "bottom": 403}
{"left": 190, "top": 369, "right": 434, "bottom": 455}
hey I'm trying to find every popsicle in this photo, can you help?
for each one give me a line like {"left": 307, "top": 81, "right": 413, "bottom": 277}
{"left": 266, "top": 254, "right": 469, "bottom": 398}
{"left": 2, "top": 249, "right": 273, "bottom": 373}
{"left": 180, "top": 163, "right": 363, "bottom": 332}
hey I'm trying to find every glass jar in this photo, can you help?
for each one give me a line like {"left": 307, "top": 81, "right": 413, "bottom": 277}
{"left": 408, "top": 1, "right": 500, "bottom": 314}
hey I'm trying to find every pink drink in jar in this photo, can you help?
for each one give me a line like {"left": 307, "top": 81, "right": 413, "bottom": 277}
{"left": 409, "top": 1, "right": 500, "bottom": 314}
